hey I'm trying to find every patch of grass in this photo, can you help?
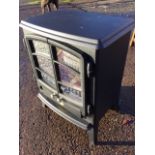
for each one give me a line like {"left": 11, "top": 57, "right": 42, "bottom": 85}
{"left": 61, "top": 0, "right": 74, "bottom": 2}
{"left": 22, "top": 0, "right": 75, "bottom": 6}
{"left": 26, "top": 0, "right": 40, "bottom": 5}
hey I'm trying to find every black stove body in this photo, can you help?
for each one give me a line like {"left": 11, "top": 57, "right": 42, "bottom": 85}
{"left": 20, "top": 10, "right": 134, "bottom": 145}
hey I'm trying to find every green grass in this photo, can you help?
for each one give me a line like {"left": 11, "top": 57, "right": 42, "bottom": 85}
{"left": 25, "top": 0, "right": 75, "bottom": 5}
{"left": 61, "top": 0, "right": 74, "bottom": 2}
{"left": 29, "top": 0, "right": 40, "bottom": 5}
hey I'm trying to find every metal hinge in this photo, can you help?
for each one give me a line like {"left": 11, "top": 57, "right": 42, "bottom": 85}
{"left": 87, "top": 62, "right": 94, "bottom": 78}
{"left": 87, "top": 105, "right": 93, "bottom": 115}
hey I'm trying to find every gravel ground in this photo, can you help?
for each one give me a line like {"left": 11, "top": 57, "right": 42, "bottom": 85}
{"left": 19, "top": 1, "right": 135, "bottom": 155}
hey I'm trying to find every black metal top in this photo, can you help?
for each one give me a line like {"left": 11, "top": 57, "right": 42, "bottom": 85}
{"left": 21, "top": 10, "right": 134, "bottom": 46}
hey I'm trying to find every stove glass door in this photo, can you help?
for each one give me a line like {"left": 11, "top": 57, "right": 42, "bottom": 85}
{"left": 25, "top": 36, "right": 85, "bottom": 109}
{"left": 48, "top": 40, "right": 85, "bottom": 108}
{"left": 25, "top": 37, "right": 57, "bottom": 89}
{"left": 55, "top": 48, "right": 83, "bottom": 103}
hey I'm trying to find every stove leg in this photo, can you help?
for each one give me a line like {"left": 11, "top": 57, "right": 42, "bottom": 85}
{"left": 42, "top": 102, "right": 45, "bottom": 108}
{"left": 87, "top": 127, "right": 97, "bottom": 147}
{"left": 42, "top": 102, "right": 47, "bottom": 108}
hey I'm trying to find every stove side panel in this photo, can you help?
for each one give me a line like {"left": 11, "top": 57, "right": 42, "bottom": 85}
{"left": 95, "top": 32, "right": 131, "bottom": 121}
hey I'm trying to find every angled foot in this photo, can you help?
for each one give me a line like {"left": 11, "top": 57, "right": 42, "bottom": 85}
{"left": 87, "top": 127, "right": 96, "bottom": 147}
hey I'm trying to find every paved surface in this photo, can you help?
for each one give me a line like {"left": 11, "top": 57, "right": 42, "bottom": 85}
{"left": 19, "top": 1, "right": 135, "bottom": 155}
